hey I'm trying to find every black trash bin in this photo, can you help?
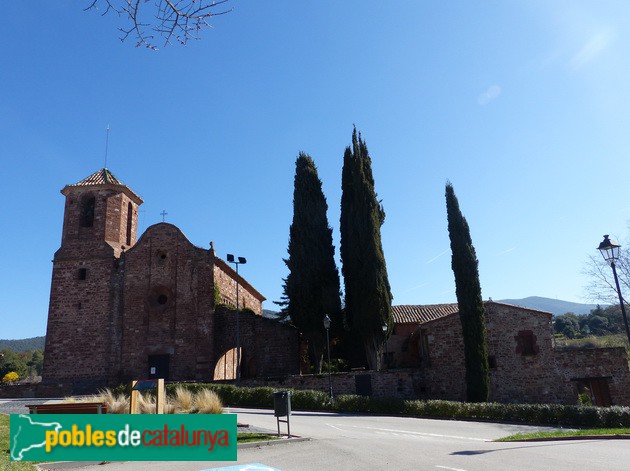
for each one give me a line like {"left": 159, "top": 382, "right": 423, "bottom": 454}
{"left": 273, "top": 391, "right": 291, "bottom": 417}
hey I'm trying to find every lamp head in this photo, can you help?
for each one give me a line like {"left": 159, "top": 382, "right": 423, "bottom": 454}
{"left": 597, "top": 235, "right": 621, "bottom": 266}
{"left": 323, "top": 314, "right": 331, "bottom": 330}
{"left": 226, "top": 254, "right": 235, "bottom": 263}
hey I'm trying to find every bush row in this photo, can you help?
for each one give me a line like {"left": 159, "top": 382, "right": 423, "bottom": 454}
{"left": 163, "top": 382, "right": 630, "bottom": 429}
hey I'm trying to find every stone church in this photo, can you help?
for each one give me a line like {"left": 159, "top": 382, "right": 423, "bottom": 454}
{"left": 42, "top": 168, "right": 298, "bottom": 393}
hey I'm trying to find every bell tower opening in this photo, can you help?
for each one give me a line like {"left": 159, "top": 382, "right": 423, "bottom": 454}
{"left": 79, "top": 195, "right": 95, "bottom": 228}
{"left": 126, "top": 202, "right": 133, "bottom": 246}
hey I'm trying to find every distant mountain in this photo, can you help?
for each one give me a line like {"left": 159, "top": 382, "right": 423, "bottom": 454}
{"left": 0, "top": 336, "right": 45, "bottom": 352}
{"left": 498, "top": 297, "right": 601, "bottom": 316}
{"left": 262, "top": 309, "right": 281, "bottom": 320}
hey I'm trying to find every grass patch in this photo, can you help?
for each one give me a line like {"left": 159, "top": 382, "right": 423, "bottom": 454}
{"left": 498, "top": 427, "right": 630, "bottom": 441}
{"left": 237, "top": 433, "right": 280, "bottom": 444}
{"left": 0, "top": 414, "right": 39, "bottom": 470}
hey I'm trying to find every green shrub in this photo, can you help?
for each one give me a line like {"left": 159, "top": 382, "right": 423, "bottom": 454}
{"left": 163, "top": 382, "right": 630, "bottom": 429}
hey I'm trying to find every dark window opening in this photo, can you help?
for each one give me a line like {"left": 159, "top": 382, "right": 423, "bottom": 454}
{"left": 157, "top": 294, "right": 168, "bottom": 305}
{"left": 125, "top": 202, "right": 133, "bottom": 246}
{"left": 515, "top": 330, "right": 538, "bottom": 356}
{"left": 79, "top": 196, "right": 95, "bottom": 228}
{"left": 419, "top": 329, "right": 430, "bottom": 365}
{"left": 488, "top": 355, "right": 497, "bottom": 369}
{"left": 78, "top": 268, "right": 87, "bottom": 280}
{"left": 157, "top": 250, "right": 167, "bottom": 261}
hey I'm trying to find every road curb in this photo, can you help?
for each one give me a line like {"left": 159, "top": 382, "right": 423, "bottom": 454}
{"left": 36, "top": 461, "right": 104, "bottom": 470}
{"left": 238, "top": 436, "right": 310, "bottom": 449}
{"left": 33, "top": 437, "right": 311, "bottom": 469}
{"left": 506, "top": 434, "right": 630, "bottom": 442}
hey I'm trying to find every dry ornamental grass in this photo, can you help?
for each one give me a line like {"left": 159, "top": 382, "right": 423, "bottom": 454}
{"left": 65, "top": 387, "right": 223, "bottom": 414}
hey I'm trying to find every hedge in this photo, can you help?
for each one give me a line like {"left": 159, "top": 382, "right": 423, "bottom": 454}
{"left": 156, "top": 382, "right": 630, "bottom": 429}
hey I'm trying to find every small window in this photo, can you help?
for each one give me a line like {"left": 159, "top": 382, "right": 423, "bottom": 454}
{"left": 488, "top": 355, "right": 497, "bottom": 369}
{"left": 157, "top": 294, "right": 168, "bottom": 305}
{"left": 515, "top": 330, "right": 538, "bottom": 356}
{"left": 78, "top": 268, "right": 87, "bottom": 280}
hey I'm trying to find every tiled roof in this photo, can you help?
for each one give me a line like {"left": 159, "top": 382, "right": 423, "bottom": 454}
{"left": 392, "top": 303, "right": 459, "bottom": 324}
{"left": 71, "top": 168, "right": 123, "bottom": 186}
{"left": 63, "top": 168, "right": 143, "bottom": 203}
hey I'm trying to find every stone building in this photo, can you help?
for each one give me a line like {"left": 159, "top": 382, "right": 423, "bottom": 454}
{"left": 42, "top": 168, "right": 299, "bottom": 393}
{"left": 390, "top": 301, "right": 630, "bottom": 406}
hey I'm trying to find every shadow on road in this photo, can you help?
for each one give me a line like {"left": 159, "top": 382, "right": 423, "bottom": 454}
{"left": 452, "top": 440, "right": 607, "bottom": 455}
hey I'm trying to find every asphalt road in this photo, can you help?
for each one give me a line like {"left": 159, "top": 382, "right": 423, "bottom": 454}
{"left": 26, "top": 407, "right": 630, "bottom": 471}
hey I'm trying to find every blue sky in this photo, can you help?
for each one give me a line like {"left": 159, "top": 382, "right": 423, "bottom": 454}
{"left": 2, "top": 1, "right": 630, "bottom": 339}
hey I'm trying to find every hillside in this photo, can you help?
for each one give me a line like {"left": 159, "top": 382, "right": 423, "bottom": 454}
{"left": 498, "top": 296, "right": 600, "bottom": 316}
{"left": 0, "top": 336, "right": 45, "bottom": 352}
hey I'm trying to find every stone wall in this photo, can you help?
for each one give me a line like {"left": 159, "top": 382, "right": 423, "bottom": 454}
{"left": 553, "top": 347, "right": 630, "bottom": 406}
{"left": 118, "top": 223, "right": 216, "bottom": 383}
{"left": 42, "top": 241, "right": 117, "bottom": 391}
{"left": 214, "top": 308, "right": 299, "bottom": 379}
{"left": 213, "top": 262, "right": 263, "bottom": 314}
{"left": 241, "top": 369, "right": 425, "bottom": 399}
{"left": 0, "top": 382, "right": 72, "bottom": 399}
{"left": 405, "top": 302, "right": 630, "bottom": 406}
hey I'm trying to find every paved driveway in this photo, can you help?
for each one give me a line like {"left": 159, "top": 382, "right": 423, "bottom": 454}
{"left": 11, "top": 407, "right": 628, "bottom": 471}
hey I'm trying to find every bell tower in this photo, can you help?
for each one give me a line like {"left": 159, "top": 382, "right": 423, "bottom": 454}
{"left": 59, "top": 168, "right": 143, "bottom": 257}
{"left": 42, "top": 169, "right": 143, "bottom": 392}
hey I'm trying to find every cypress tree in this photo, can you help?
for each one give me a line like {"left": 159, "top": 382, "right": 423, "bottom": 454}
{"left": 445, "top": 182, "right": 489, "bottom": 402}
{"left": 279, "top": 153, "right": 342, "bottom": 372}
{"left": 340, "top": 128, "right": 392, "bottom": 370}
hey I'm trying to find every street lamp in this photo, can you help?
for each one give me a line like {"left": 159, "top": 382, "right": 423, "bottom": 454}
{"left": 323, "top": 314, "right": 333, "bottom": 401}
{"left": 381, "top": 323, "right": 389, "bottom": 370}
{"left": 227, "top": 254, "right": 247, "bottom": 386}
{"left": 597, "top": 235, "right": 630, "bottom": 344}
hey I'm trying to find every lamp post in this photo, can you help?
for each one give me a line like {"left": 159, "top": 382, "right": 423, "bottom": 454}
{"left": 597, "top": 235, "right": 630, "bottom": 345}
{"left": 323, "top": 314, "right": 333, "bottom": 401}
{"left": 227, "top": 254, "right": 247, "bottom": 386}
{"left": 381, "top": 323, "right": 389, "bottom": 370}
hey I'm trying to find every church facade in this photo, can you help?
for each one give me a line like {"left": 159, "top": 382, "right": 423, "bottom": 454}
{"left": 42, "top": 169, "right": 298, "bottom": 393}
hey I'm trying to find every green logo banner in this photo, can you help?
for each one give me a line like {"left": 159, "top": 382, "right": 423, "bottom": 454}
{"left": 10, "top": 414, "right": 237, "bottom": 462}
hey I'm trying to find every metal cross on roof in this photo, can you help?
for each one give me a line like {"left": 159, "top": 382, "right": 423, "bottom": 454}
{"left": 160, "top": 210, "right": 168, "bottom": 222}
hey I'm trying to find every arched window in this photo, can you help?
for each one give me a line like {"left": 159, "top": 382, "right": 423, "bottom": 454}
{"left": 126, "top": 202, "right": 133, "bottom": 246}
{"left": 79, "top": 195, "right": 95, "bottom": 228}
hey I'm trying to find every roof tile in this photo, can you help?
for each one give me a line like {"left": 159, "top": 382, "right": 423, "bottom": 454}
{"left": 72, "top": 168, "right": 123, "bottom": 186}
{"left": 392, "top": 304, "right": 459, "bottom": 324}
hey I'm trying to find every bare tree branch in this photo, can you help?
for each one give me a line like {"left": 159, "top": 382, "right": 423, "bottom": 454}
{"left": 583, "top": 237, "right": 630, "bottom": 305}
{"left": 85, "top": 0, "right": 232, "bottom": 49}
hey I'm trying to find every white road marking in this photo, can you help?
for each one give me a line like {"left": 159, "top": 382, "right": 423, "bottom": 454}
{"left": 327, "top": 424, "right": 488, "bottom": 442}
{"left": 325, "top": 423, "right": 344, "bottom": 431}
{"left": 436, "top": 466, "right": 468, "bottom": 471}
